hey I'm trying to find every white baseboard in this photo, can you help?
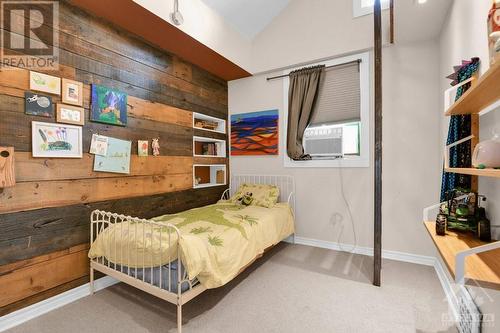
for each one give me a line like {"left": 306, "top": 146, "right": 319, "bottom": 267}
{"left": 0, "top": 276, "right": 118, "bottom": 332}
{"left": 293, "top": 236, "right": 436, "bottom": 266}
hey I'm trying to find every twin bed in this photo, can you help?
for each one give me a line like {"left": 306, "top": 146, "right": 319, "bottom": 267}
{"left": 88, "top": 175, "right": 295, "bottom": 333}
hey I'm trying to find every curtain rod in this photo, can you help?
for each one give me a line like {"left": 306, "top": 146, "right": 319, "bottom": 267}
{"left": 266, "top": 59, "right": 361, "bottom": 81}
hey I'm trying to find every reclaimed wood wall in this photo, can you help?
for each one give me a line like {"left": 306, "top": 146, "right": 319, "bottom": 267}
{"left": 0, "top": 2, "right": 228, "bottom": 314}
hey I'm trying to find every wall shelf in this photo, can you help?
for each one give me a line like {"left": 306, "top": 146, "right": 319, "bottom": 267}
{"left": 193, "top": 164, "right": 226, "bottom": 189}
{"left": 444, "top": 167, "right": 500, "bottom": 178}
{"left": 193, "top": 136, "right": 226, "bottom": 158}
{"left": 445, "top": 61, "right": 500, "bottom": 116}
{"left": 193, "top": 112, "right": 226, "bottom": 134}
{"left": 424, "top": 221, "right": 500, "bottom": 290}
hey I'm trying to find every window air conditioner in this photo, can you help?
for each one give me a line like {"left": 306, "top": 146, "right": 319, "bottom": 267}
{"left": 303, "top": 126, "right": 343, "bottom": 157}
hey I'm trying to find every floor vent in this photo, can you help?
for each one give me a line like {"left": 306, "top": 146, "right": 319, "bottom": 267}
{"left": 457, "top": 288, "right": 482, "bottom": 333}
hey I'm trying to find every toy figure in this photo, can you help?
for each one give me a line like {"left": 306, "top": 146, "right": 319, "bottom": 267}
{"left": 152, "top": 138, "right": 160, "bottom": 156}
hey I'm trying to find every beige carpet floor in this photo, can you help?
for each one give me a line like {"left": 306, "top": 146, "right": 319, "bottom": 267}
{"left": 5, "top": 243, "right": 456, "bottom": 333}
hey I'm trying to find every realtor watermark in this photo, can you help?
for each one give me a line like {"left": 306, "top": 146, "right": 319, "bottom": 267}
{"left": 1, "top": 0, "right": 59, "bottom": 70}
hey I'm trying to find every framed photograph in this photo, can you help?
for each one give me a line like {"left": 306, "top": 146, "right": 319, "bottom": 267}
{"left": 56, "top": 104, "right": 85, "bottom": 126}
{"left": 32, "top": 121, "right": 83, "bottom": 158}
{"left": 138, "top": 140, "right": 149, "bottom": 156}
{"left": 90, "top": 84, "right": 128, "bottom": 126}
{"left": 94, "top": 137, "right": 131, "bottom": 174}
{"left": 61, "top": 79, "right": 83, "bottom": 106}
{"left": 25, "top": 92, "right": 54, "bottom": 117}
{"left": 29, "top": 71, "right": 61, "bottom": 95}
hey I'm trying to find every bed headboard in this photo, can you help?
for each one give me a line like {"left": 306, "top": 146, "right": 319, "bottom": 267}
{"left": 226, "top": 174, "right": 295, "bottom": 212}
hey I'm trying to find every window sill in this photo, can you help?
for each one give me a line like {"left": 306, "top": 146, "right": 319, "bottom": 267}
{"left": 283, "top": 156, "right": 370, "bottom": 168}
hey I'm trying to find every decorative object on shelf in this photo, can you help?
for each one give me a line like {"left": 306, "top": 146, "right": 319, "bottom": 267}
{"left": 29, "top": 71, "right": 61, "bottom": 95}
{"left": 90, "top": 84, "right": 128, "bottom": 126}
{"left": 94, "top": 137, "right": 131, "bottom": 174}
{"left": 89, "top": 134, "right": 109, "bottom": 156}
{"left": 56, "top": 104, "right": 84, "bottom": 126}
{"left": 216, "top": 169, "right": 225, "bottom": 184}
{"left": 32, "top": 121, "right": 83, "bottom": 158}
{"left": 488, "top": 0, "right": 500, "bottom": 65}
{"left": 194, "top": 177, "right": 201, "bottom": 185}
{"left": 440, "top": 58, "right": 480, "bottom": 202}
{"left": 152, "top": 138, "right": 160, "bottom": 156}
{"left": 61, "top": 78, "right": 84, "bottom": 106}
{"left": 25, "top": 92, "right": 53, "bottom": 117}
{"left": 435, "top": 189, "right": 491, "bottom": 242}
{"left": 138, "top": 140, "right": 149, "bottom": 156}
{"left": 194, "top": 119, "right": 218, "bottom": 131}
{"left": 472, "top": 133, "right": 500, "bottom": 169}
{"left": 230, "top": 109, "right": 279, "bottom": 156}
{"left": 0, "top": 147, "right": 15, "bottom": 188}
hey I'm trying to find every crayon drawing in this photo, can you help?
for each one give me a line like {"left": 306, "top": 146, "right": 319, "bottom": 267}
{"left": 32, "top": 121, "right": 83, "bottom": 158}
{"left": 230, "top": 110, "right": 279, "bottom": 156}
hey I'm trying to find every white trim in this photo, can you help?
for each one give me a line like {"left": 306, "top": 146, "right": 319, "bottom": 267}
{"left": 0, "top": 276, "right": 118, "bottom": 332}
{"left": 293, "top": 236, "right": 435, "bottom": 266}
{"left": 353, "top": 0, "right": 390, "bottom": 18}
{"left": 282, "top": 52, "right": 370, "bottom": 168}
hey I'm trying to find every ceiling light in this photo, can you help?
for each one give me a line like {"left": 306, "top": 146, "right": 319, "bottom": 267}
{"left": 417, "top": 0, "right": 428, "bottom": 4}
{"left": 170, "top": 0, "right": 184, "bottom": 26}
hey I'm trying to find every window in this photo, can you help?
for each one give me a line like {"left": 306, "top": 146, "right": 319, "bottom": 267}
{"left": 283, "top": 52, "right": 370, "bottom": 168}
{"left": 353, "top": 0, "right": 390, "bottom": 18}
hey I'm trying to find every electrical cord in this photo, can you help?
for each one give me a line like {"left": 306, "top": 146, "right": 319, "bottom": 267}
{"left": 335, "top": 157, "right": 358, "bottom": 253}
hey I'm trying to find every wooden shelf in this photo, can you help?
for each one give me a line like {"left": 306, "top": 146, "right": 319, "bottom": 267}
{"left": 445, "top": 167, "right": 500, "bottom": 178}
{"left": 445, "top": 61, "right": 500, "bottom": 116}
{"left": 424, "top": 221, "right": 500, "bottom": 290}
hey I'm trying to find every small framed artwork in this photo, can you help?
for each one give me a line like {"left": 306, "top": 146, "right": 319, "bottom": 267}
{"left": 138, "top": 140, "right": 149, "bottom": 156}
{"left": 29, "top": 71, "right": 61, "bottom": 95}
{"left": 25, "top": 92, "right": 54, "bottom": 117}
{"left": 61, "top": 79, "right": 83, "bottom": 106}
{"left": 90, "top": 84, "right": 128, "bottom": 126}
{"left": 56, "top": 104, "right": 85, "bottom": 126}
{"left": 32, "top": 121, "right": 83, "bottom": 158}
{"left": 94, "top": 137, "right": 131, "bottom": 174}
{"left": 89, "top": 134, "right": 109, "bottom": 156}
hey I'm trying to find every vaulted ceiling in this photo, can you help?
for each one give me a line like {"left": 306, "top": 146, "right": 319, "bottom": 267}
{"left": 201, "top": 0, "right": 291, "bottom": 39}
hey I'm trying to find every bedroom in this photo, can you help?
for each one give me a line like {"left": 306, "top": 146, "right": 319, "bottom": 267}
{"left": 0, "top": 0, "right": 499, "bottom": 332}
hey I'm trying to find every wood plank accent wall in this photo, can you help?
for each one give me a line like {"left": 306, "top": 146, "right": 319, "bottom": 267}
{"left": 0, "top": 2, "right": 228, "bottom": 315}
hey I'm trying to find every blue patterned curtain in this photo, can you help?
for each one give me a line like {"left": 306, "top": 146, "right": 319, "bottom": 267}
{"left": 440, "top": 58, "right": 480, "bottom": 201}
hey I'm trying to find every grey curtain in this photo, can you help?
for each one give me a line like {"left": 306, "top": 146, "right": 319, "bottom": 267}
{"left": 287, "top": 65, "right": 325, "bottom": 160}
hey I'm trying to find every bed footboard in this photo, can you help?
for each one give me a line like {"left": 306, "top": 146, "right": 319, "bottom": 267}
{"left": 89, "top": 210, "right": 205, "bottom": 333}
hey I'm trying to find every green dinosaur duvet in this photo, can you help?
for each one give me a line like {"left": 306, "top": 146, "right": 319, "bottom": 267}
{"left": 88, "top": 201, "right": 294, "bottom": 288}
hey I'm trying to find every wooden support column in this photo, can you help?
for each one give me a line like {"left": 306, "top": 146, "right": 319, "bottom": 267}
{"left": 373, "top": 0, "right": 383, "bottom": 287}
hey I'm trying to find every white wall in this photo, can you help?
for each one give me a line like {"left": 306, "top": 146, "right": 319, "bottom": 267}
{"left": 229, "top": 39, "right": 442, "bottom": 256}
{"left": 439, "top": 0, "right": 500, "bottom": 239}
{"left": 133, "top": 0, "right": 253, "bottom": 70}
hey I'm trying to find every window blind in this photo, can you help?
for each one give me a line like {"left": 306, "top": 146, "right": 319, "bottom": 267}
{"left": 309, "top": 62, "right": 361, "bottom": 125}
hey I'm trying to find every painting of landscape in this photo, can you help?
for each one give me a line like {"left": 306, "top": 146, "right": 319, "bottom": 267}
{"left": 231, "top": 110, "right": 279, "bottom": 156}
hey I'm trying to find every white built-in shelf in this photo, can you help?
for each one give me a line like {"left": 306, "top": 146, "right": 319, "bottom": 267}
{"left": 193, "top": 112, "right": 226, "bottom": 134}
{"left": 193, "top": 136, "right": 226, "bottom": 158}
{"left": 193, "top": 164, "right": 226, "bottom": 189}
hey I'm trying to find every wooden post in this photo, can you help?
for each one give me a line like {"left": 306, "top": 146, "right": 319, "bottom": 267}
{"left": 373, "top": 0, "right": 383, "bottom": 287}
{"left": 0, "top": 147, "right": 15, "bottom": 188}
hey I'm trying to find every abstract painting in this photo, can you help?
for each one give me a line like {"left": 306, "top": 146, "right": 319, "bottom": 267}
{"left": 230, "top": 110, "right": 279, "bottom": 156}
{"left": 25, "top": 92, "right": 54, "bottom": 117}
{"left": 32, "top": 121, "right": 82, "bottom": 158}
{"left": 90, "top": 84, "right": 128, "bottom": 126}
{"left": 94, "top": 137, "right": 131, "bottom": 174}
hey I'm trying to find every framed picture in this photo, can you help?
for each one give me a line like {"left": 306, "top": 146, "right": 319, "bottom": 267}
{"left": 61, "top": 79, "right": 83, "bottom": 106}
{"left": 89, "top": 134, "right": 109, "bottom": 156}
{"left": 32, "top": 121, "right": 83, "bottom": 158}
{"left": 138, "top": 140, "right": 149, "bottom": 156}
{"left": 29, "top": 71, "right": 61, "bottom": 95}
{"left": 56, "top": 104, "right": 85, "bottom": 126}
{"left": 90, "top": 84, "right": 128, "bottom": 126}
{"left": 230, "top": 109, "right": 279, "bottom": 156}
{"left": 94, "top": 137, "right": 131, "bottom": 174}
{"left": 25, "top": 92, "right": 54, "bottom": 117}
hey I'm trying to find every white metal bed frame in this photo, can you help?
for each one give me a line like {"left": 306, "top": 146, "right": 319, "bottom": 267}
{"left": 90, "top": 174, "right": 295, "bottom": 333}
